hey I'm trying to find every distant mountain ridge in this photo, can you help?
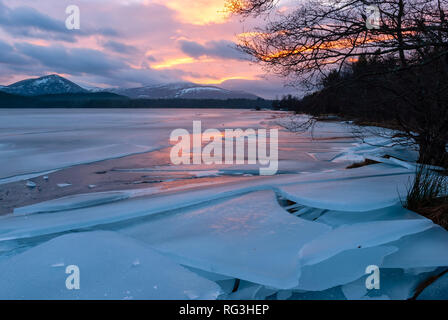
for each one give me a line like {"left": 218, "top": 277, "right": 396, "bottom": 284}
{"left": 0, "top": 75, "right": 261, "bottom": 100}
{"left": 0, "top": 75, "right": 270, "bottom": 108}
{"left": 106, "top": 82, "right": 260, "bottom": 100}
{"left": 1, "top": 75, "right": 88, "bottom": 96}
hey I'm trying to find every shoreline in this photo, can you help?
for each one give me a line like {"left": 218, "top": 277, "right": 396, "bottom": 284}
{"left": 0, "top": 146, "right": 267, "bottom": 216}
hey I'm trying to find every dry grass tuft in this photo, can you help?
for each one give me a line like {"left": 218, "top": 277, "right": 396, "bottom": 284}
{"left": 417, "top": 198, "right": 448, "bottom": 230}
{"left": 404, "top": 164, "right": 448, "bottom": 230}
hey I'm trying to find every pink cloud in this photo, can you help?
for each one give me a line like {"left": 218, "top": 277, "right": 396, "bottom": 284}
{"left": 0, "top": 0, "right": 297, "bottom": 98}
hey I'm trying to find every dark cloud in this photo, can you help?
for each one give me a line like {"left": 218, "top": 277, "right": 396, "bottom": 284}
{"left": 101, "top": 40, "right": 139, "bottom": 55}
{"left": 95, "top": 28, "right": 119, "bottom": 37}
{"left": 146, "top": 55, "right": 157, "bottom": 62}
{"left": 12, "top": 42, "right": 186, "bottom": 88}
{"left": 0, "top": 2, "right": 66, "bottom": 32}
{"left": 0, "top": 1, "right": 287, "bottom": 97}
{"left": 0, "top": 39, "right": 29, "bottom": 65}
{"left": 179, "top": 40, "right": 249, "bottom": 61}
{"left": 0, "top": 0, "right": 118, "bottom": 42}
{"left": 15, "top": 43, "right": 126, "bottom": 76}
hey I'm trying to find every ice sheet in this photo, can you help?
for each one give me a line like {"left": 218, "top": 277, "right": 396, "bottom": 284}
{"left": 299, "top": 219, "right": 435, "bottom": 267}
{"left": 117, "top": 190, "right": 332, "bottom": 289}
{"left": 1, "top": 169, "right": 346, "bottom": 241}
{"left": 316, "top": 205, "right": 424, "bottom": 227}
{"left": 0, "top": 231, "right": 221, "bottom": 300}
{"left": 0, "top": 109, "right": 274, "bottom": 181}
{"left": 1, "top": 110, "right": 447, "bottom": 300}
{"left": 417, "top": 272, "right": 448, "bottom": 300}
{"left": 296, "top": 246, "right": 398, "bottom": 291}
{"left": 13, "top": 188, "right": 159, "bottom": 216}
{"left": 382, "top": 227, "right": 448, "bottom": 269}
{"left": 278, "top": 164, "right": 413, "bottom": 212}
{"left": 342, "top": 268, "right": 439, "bottom": 300}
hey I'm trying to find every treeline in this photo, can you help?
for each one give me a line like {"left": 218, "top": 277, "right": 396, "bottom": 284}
{"left": 273, "top": 54, "right": 448, "bottom": 167}
{"left": 273, "top": 55, "right": 411, "bottom": 121}
{"left": 130, "top": 98, "right": 271, "bottom": 109}
{"left": 0, "top": 92, "right": 272, "bottom": 109}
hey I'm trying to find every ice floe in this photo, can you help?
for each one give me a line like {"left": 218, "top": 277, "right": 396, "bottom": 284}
{"left": 117, "top": 190, "right": 332, "bottom": 289}
{"left": 382, "top": 226, "right": 448, "bottom": 269}
{"left": 0, "top": 231, "right": 221, "bottom": 300}
{"left": 0, "top": 111, "right": 447, "bottom": 300}
{"left": 417, "top": 272, "right": 448, "bottom": 300}
{"left": 278, "top": 164, "right": 413, "bottom": 212}
{"left": 298, "top": 220, "right": 435, "bottom": 267}
{"left": 342, "top": 268, "right": 441, "bottom": 300}
{"left": 13, "top": 191, "right": 132, "bottom": 216}
{"left": 296, "top": 246, "right": 398, "bottom": 291}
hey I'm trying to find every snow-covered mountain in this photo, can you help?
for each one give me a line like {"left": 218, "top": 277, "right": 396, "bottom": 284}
{"left": 106, "top": 82, "right": 260, "bottom": 100}
{"left": 0, "top": 76, "right": 261, "bottom": 100}
{"left": 0, "top": 75, "right": 88, "bottom": 96}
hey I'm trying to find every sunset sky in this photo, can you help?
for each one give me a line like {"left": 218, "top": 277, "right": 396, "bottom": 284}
{"left": 0, "top": 0, "right": 297, "bottom": 99}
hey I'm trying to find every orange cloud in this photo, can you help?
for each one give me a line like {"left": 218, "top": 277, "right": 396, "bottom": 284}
{"left": 153, "top": 0, "right": 230, "bottom": 25}
{"left": 252, "top": 32, "right": 396, "bottom": 62}
{"left": 152, "top": 57, "right": 217, "bottom": 69}
{"left": 152, "top": 57, "right": 196, "bottom": 69}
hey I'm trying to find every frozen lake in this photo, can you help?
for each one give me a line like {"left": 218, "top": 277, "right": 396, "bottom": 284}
{"left": 0, "top": 108, "right": 446, "bottom": 300}
{"left": 0, "top": 109, "right": 272, "bottom": 181}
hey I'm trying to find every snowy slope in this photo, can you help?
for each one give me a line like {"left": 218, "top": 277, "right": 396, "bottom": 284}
{"left": 0, "top": 76, "right": 260, "bottom": 99}
{"left": 1, "top": 75, "right": 88, "bottom": 96}
{"left": 106, "top": 82, "right": 260, "bottom": 100}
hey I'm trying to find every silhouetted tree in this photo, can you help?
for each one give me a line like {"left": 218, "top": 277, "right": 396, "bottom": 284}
{"left": 227, "top": 0, "right": 448, "bottom": 167}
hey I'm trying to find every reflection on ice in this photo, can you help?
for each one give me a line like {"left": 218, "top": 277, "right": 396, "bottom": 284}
{"left": 0, "top": 109, "right": 447, "bottom": 300}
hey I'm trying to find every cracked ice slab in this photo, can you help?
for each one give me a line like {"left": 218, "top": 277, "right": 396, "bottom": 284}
{"left": 316, "top": 205, "right": 425, "bottom": 228}
{"left": 278, "top": 164, "right": 413, "bottom": 212}
{"left": 296, "top": 246, "right": 398, "bottom": 291}
{"left": 13, "top": 188, "right": 159, "bottom": 216}
{"left": 0, "top": 173, "right": 318, "bottom": 241}
{"left": 14, "top": 192, "right": 130, "bottom": 216}
{"left": 0, "top": 231, "right": 221, "bottom": 300}
{"left": 382, "top": 226, "right": 448, "bottom": 269}
{"left": 298, "top": 219, "right": 435, "bottom": 267}
{"left": 118, "top": 190, "right": 332, "bottom": 289}
{"left": 342, "top": 267, "right": 443, "bottom": 300}
{"left": 417, "top": 272, "right": 448, "bottom": 300}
